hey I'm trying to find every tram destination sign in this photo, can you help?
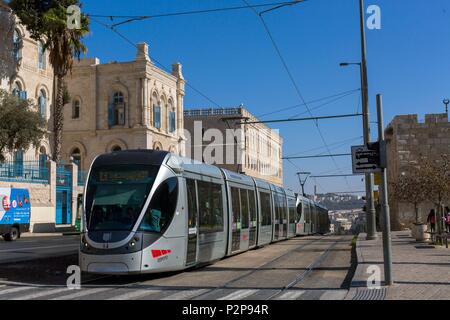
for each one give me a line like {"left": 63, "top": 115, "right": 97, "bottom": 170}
{"left": 351, "top": 143, "right": 383, "bottom": 174}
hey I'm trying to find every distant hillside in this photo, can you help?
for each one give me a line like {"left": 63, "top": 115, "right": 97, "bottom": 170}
{"left": 315, "top": 193, "right": 365, "bottom": 211}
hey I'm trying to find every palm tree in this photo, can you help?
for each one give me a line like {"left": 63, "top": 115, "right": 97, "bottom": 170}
{"left": 9, "top": 0, "right": 89, "bottom": 161}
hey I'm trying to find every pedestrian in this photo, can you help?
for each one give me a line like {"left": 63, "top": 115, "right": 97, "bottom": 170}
{"left": 427, "top": 209, "right": 436, "bottom": 233}
{"left": 444, "top": 206, "right": 450, "bottom": 233}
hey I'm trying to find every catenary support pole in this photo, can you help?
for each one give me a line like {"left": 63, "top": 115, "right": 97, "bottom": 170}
{"left": 359, "top": 0, "right": 377, "bottom": 240}
{"left": 377, "top": 94, "right": 393, "bottom": 285}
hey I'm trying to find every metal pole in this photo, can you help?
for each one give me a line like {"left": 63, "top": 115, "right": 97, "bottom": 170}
{"left": 359, "top": 0, "right": 377, "bottom": 240}
{"left": 376, "top": 94, "right": 393, "bottom": 285}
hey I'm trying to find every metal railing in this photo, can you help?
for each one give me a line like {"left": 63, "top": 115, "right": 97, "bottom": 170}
{"left": 0, "top": 160, "right": 49, "bottom": 183}
{"left": 184, "top": 107, "right": 241, "bottom": 117}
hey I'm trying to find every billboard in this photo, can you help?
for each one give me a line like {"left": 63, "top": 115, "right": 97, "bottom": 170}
{"left": 0, "top": 188, "right": 31, "bottom": 225}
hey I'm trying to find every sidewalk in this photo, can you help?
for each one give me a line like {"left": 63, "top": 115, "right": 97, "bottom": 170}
{"left": 346, "top": 231, "right": 450, "bottom": 300}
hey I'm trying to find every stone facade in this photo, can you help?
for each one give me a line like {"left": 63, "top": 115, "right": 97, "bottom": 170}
{"left": 61, "top": 43, "right": 186, "bottom": 171}
{"left": 385, "top": 113, "right": 450, "bottom": 230}
{"left": 184, "top": 107, "right": 283, "bottom": 186}
{"left": 0, "top": 7, "right": 53, "bottom": 160}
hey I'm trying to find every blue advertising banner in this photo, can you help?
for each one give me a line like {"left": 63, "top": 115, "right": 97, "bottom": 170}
{"left": 0, "top": 188, "right": 31, "bottom": 225}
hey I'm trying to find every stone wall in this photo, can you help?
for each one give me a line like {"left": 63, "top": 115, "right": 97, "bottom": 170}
{"left": 0, "top": 10, "right": 53, "bottom": 160}
{"left": 62, "top": 43, "right": 186, "bottom": 171}
{"left": 385, "top": 113, "right": 450, "bottom": 230}
{"left": 184, "top": 107, "right": 283, "bottom": 186}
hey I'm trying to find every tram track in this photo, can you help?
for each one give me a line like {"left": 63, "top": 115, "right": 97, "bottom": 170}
{"left": 265, "top": 236, "right": 343, "bottom": 300}
{"left": 191, "top": 235, "right": 326, "bottom": 300}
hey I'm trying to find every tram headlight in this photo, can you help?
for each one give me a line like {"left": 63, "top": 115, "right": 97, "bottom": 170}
{"left": 80, "top": 234, "right": 89, "bottom": 250}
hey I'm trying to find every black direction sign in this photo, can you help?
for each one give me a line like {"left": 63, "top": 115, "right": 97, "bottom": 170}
{"left": 351, "top": 144, "right": 382, "bottom": 174}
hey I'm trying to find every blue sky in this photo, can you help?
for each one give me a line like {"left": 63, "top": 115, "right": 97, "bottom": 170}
{"left": 79, "top": 0, "right": 450, "bottom": 194}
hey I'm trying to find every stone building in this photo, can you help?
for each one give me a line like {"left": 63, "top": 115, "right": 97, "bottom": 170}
{"left": 385, "top": 113, "right": 450, "bottom": 230}
{"left": 61, "top": 43, "right": 186, "bottom": 171}
{"left": 0, "top": 7, "right": 58, "bottom": 231}
{"left": 184, "top": 107, "right": 283, "bottom": 186}
{"left": 0, "top": 6, "right": 53, "bottom": 161}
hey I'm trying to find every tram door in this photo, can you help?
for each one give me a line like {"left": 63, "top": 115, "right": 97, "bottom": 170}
{"left": 231, "top": 187, "right": 241, "bottom": 252}
{"left": 248, "top": 190, "right": 257, "bottom": 248}
{"left": 186, "top": 179, "right": 198, "bottom": 266}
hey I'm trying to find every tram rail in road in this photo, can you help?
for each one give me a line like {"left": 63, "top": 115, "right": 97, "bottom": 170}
{"left": 0, "top": 235, "right": 353, "bottom": 300}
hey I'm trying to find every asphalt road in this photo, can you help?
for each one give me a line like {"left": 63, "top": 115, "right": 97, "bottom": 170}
{"left": 0, "top": 235, "right": 355, "bottom": 300}
{"left": 0, "top": 235, "right": 79, "bottom": 264}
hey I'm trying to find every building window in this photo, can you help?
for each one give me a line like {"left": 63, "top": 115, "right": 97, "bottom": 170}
{"left": 111, "top": 145, "right": 122, "bottom": 152}
{"left": 108, "top": 91, "right": 125, "bottom": 126}
{"left": 38, "top": 41, "right": 46, "bottom": 70}
{"left": 39, "top": 146, "right": 48, "bottom": 179}
{"left": 12, "top": 81, "right": 26, "bottom": 100}
{"left": 13, "top": 29, "right": 22, "bottom": 62}
{"left": 72, "top": 99, "right": 80, "bottom": 119}
{"left": 38, "top": 89, "right": 46, "bottom": 119}
{"left": 153, "top": 103, "right": 161, "bottom": 129}
{"left": 168, "top": 100, "right": 176, "bottom": 133}
{"left": 71, "top": 148, "right": 82, "bottom": 170}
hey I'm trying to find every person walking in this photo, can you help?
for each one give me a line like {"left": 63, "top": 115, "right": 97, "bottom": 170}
{"left": 427, "top": 209, "right": 436, "bottom": 233}
{"left": 444, "top": 207, "right": 450, "bottom": 233}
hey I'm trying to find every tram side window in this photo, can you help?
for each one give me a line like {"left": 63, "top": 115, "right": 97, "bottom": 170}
{"left": 288, "top": 198, "right": 296, "bottom": 224}
{"left": 280, "top": 195, "right": 287, "bottom": 222}
{"left": 139, "top": 177, "right": 178, "bottom": 233}
{"left": 273, "top": 195, "right": 279, "bottom": 223}
{"left": 297, "top": 202, "right": 303, "bottom": 221}
{"left": 186, "top": 179, "right": 197, "bottom": 228}
{"left": 198, "top": 181, "right": 224, "bottom": 234}
{"left": 248, "top": 190, "right": 256, "bottom": 227}
{"left": 231, "top": 187, "right": 241, "bottom": 228}
{"left": 240, "top": 189, "right": 249, "bottom": 229}
{"left": 259, "top": 192, "right": 272, "bottom": 226}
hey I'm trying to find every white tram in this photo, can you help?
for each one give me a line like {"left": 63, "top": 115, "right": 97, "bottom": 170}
{"left": 79, "top": 150, "right": 329, "bottom": 274}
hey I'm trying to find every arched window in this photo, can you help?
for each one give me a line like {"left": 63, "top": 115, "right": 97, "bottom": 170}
{"left": 13, "top": 29, "right": 22, "bottom": 62}
{"left": 111, "top": 145, "right": 122, "bottom": 152}
{"left": 12, "top": 81, "right": 26, "bottom": 100}
{"left": 38, "top": 41, "right": 46, "bottom": 70}
{"left": 38, "top": 89, "right": 46, "bottom": 118}
{"left": 12, "top": 81, "right": 21, "bottom": 97}
{"left": 72, "top": 99, "right": 80, "bottom": 119}
{"left": 168, "top": 99, "right": 176, "bottom": 133}
{"left": 71, "top": 148, "right": 82, "bottom": 170}
{"left": 109, "top": 91, "right": 125, "bottom": 126}
{"left": 152, "top": 93, "right": 161, "bottom": 129}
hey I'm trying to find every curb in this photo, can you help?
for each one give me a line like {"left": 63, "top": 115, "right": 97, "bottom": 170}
{"left": 345, "top": 232, "right": 389, "bottom": 300}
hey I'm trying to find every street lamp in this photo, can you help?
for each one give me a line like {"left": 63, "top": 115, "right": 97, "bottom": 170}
{"left": 340, "top": 57, "right": 378, "bottom": 241}
{"left": 443, "top": 98, "right": 449, "bottom": 114}
{"left": 340, "top": 7, "right": 378, "bottom": 242}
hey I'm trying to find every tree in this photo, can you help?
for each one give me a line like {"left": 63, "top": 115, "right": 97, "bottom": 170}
{"left": 390, "top": 166, "right": 428, "bottom": 224}
{"left": 9, "top": 0, "right": 89, "bottom": 161}
{"left": 0, "top": 89, "right": 47, "bottom": 162}
{"left": 421, "top": 155, "right": 450, "bottom": 225}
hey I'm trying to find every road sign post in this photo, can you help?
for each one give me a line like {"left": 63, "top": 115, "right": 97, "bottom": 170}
{"left": 351, "top": 144, "right": 382, "bottom": 174}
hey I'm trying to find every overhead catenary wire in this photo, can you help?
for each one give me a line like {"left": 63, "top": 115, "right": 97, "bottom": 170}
{"left": 256, "top": 88, "right": 360, "bottom": 119}
{"left": 285, "top": 136, "right": 362, "bottom": 158}
{"left": 87, "top": 1, "right": 303, "bottom": 21}
{"left": 241, "top": 0, "right": 353, "bottom": 191}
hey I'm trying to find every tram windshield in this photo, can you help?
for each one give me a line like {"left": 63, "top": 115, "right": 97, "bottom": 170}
{"left": 85, "top": 165, "right": 159, "bottom": 231}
